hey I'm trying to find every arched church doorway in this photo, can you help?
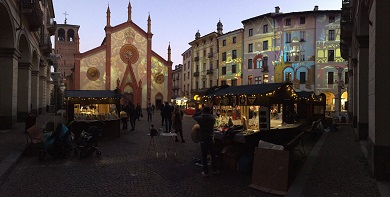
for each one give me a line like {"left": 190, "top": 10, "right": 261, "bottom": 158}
{"left": 155, "top": 93, "right": 163, "bottom": 110}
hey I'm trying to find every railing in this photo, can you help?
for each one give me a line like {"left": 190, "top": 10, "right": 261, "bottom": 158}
{"left": 207, "top": 69, "right": 214, "bottom": 75}
{"left": 47, "top": 19, "right": 57, "bottom": 36}
{"left": 262, "top": 66, "right": 269, "bottom": 72}
{"left": 208, "top": 53, "right": 213, "bottom": 58}
{"left": 194, "top": 56, "right": 199, "bottom": 61}
{"left": 21, "top": 0, "right": 43, "bottom": 31}
{"left": 39, "top": 34, "right": 52, "bottom": 55}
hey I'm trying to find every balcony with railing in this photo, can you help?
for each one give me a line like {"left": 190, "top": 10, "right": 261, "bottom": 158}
{"left": 194, "top": 56, "right": 199, "bottom": 61}
{"left": 47, "top": 18, "right": 57, "bottom": 36}
{"left": 21, "top": 0, "right": 43, "bottom": 31}
{"left": 172, "top": 85, "right": 180, "bottom": 90}
{"left": 207, "top": 69, "right": 214, "bottom": 75}
{"left": 208, "top": 52, "right": 213, "bottom": 58}
{"left": 193, "top": 71, "right": 199, "bottom": 77}
{"left": 262, "top": 66, "right": 269, "bottom": 72}
{"left": 40, "top": 34, "right": 52, "bottom": 55}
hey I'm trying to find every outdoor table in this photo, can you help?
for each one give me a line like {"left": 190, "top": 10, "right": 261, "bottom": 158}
{"left": 159, "top": 132, "right": 177, "bottom": 157}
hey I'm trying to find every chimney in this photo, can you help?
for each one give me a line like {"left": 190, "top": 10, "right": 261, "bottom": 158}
{"left": 314, "top": 5, "right": 319, "bottom": 11}
{"left": 275, "top": 6, "right": 280, "bottom": 13}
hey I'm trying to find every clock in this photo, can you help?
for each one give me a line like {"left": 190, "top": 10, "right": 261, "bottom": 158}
{"left": 155, "top": 73, "right": 164, "bottom": 84}
{"left": 87, "top": 67, "right": 100, "bottom": 81}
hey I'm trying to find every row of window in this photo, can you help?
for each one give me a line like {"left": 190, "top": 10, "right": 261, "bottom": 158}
{"left": 222, "top": 36, "right": 237, "bottom": 46}
{"left": 247, "top": 16, "right": 335, "bottom": 37}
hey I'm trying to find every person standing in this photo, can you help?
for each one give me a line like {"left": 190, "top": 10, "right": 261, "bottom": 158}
{"left": 162, "top": 102, "right": 173, "bottom": 132}
{"left": 146, "top": 103, "right": 153, "bottom": 122}
{"left": 172, "top": 106, "right": 185, "bottom": 143}
{"left": 128, "top": 101, "right": 136, "bottom": 131}
{"left": 160, "top": 103, "right": 165, "bottom": 126}
{"left": 136, "top": 103, "right": 142, "bottom": 121}
{"left": 192, "top": 106, "right": 219, "bottom": 177}
{"left": 121, "top": 104, "right": 129, "bottom": 130}
{"left": 152, "top": 104, "right": 155, "bottom": 114}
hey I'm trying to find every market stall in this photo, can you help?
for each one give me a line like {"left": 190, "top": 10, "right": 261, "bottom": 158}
{"left": 64, "top": 90, "right": 122, "bottom": 138}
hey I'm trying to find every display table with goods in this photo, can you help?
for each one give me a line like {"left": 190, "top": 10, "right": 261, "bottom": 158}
{"left": 65, "top": 90, "right": 122, "bottom": 138}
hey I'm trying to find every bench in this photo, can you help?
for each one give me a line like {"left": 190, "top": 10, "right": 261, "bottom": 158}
{"left": 283, "top": 131, "right": 306, "bottom": 157}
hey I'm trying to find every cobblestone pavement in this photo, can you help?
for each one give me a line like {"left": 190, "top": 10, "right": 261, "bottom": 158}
{"left": 302, "top": 125, "right": 381, "bottom": 197}
{"left": 0, "top": 114, "right": 384, "bottom": 196}
{"left": 0, "top": 114, "right": 279, "bottom": 197}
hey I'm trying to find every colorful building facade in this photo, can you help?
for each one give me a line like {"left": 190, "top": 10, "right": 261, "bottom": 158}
{"left": 189, "top": 22, "right": 221, "bottom": 96}
{"left": 242, "top": 6, "right": 347, "bottom": 113}
{"left": 74, "top": 3, "right": 172, "bottom": 108}
{"left": 217, "top": 28, "right": 244, "bottom": 86}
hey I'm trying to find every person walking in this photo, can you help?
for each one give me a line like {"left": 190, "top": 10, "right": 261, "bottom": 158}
{"left": 192, "top": 106, "right": 219, "bottom": 177}
{"left": 121, "top": 104, "right": 129, "bottom": 130}
{"left": 146, "top": 103, "right": 153, "bottom": 122}
{"left": 128, "top": 101, "right": 136, "bottom": 131}
{"left": 136, "top": 103, "right": 142, "bottom": 121}
{"left": 172, "top": 106, "right": 185, "bottom": 143}
{"left": 160, "top": 103, "right": 165, "bottom": 126}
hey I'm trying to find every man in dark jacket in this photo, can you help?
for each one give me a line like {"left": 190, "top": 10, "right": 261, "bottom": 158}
{"left": 162, "top": 102, "right": 173, "bottom": 132}
{"left": 192, "top": 106, "right": 219, "bottom": 177}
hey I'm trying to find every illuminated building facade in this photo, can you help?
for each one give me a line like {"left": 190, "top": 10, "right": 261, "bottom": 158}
{"left": 242, "top": 6, "right": 347, "bottom": 113}
{"left": 0, "top": 0, "right": 55, "bottom": 129}
{"left": 181, "top": 48, "right": 192, "bottom": 98}
{"left": 189, "top": 21, "right": 221, "bottom": 97}
{"left": 73, "top": 2, "right": 172, "bottom": 108}
{"left": 341, "top": 0, "right": 390, "bottom": 180}
{"left": 172, "top": 64, "right": 183, "bottom": 99}
{"left": 242, "top": 12, "right": 277, "bottom": 86}
{"left": 217, "top": 28, "right": 244, "bottom": 86}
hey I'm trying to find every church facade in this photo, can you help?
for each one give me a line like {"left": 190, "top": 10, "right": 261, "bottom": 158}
{"left": 73, "top": 3, "right": 172, "bottom": 109}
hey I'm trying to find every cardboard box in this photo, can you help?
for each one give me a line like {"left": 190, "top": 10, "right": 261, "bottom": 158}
{"left": 249, "top": 147, "right": 290, "bottom": 196}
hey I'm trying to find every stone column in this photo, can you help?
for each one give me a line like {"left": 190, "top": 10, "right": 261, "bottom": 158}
{"left": 31, "top": 70, "right": 40, "bottom": 115}
{"left": 357, "top": 36, "right": 369, "bottom": 140}
{"left": 352, "top": 58, "right": 358, "bottom": 128}
{"left": 17, "top": 62, "right": 32, "bottom": 122}
{"left": 39, "top": 75, "right": 47, "bottom": 114}
{"left": 0, "top": 48, "right": 21, "bottom": 129}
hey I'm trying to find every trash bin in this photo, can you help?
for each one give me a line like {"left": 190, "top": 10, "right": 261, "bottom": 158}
{"left": 25, "top": 113, "right": 36, "bottom": 133}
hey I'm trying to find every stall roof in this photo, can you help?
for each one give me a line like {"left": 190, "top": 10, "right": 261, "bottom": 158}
{"left": 65, "top": 90, "right": 123, "bottom": 98}
{"left": 206, "top": 83, "right": 288, "bottom": 96}
{"left": 296, "top": 91, "right": 317, "bottom": 99}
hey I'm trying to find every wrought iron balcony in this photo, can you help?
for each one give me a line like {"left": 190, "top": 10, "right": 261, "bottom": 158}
{"left": 21, "top": 0, "right": 43, "bottom": 31}
{"left": 207, "top": 69, "right": 214, "bottom": 75}
{"left": 194, "top": 56, "right": 199, "bottom": 61}
{"left": 208, "top": 52, "right": 213, "bottom": 58}
{"left": 193, "top": 72, "right": 199, "bottom": 77}
{"left": 47, "top": 19, "right": 57, "bottom": 36}
{"left": 262, "top": 66, "right": 269, "bottom": 72}
{"left": 40, "top": 34, "right": 52, "bottom": 55}
{"left": 172, "top": 85, "right": 180, "bottom": 90}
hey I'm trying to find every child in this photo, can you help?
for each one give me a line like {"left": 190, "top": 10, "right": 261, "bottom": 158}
{"left": 149, "top": 124, "right": 158, "bottom": 136}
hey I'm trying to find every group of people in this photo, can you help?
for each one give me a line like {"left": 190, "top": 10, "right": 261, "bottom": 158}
{"left": 160, "top": 102, "right": 185, "bottom": 143}
{"left": 121, "top": 101, "right": 141, "bottom": 131}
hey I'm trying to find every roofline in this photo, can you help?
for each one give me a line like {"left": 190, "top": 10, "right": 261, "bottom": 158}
{"left": 181, "top": 47, "right": 192, "bottom": 56}
{"left": 188, "top": 32, "right": 219, "bottom": 45}
{"left": 241, "top": 10, "right": 341, "bottom": 24}
{"left": 217, "top": 28, "right": 244, "bottom": 39}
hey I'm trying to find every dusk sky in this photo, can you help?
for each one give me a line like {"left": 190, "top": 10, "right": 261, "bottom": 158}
{"left": 52, "top": 0, "right": 342, "bottom": 67}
